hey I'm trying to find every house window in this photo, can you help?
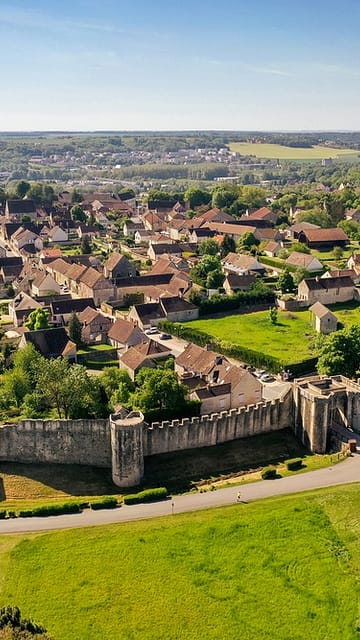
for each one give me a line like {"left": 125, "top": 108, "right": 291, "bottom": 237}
{"left": 220, "top": 399, "right": 225, "bottom": 408}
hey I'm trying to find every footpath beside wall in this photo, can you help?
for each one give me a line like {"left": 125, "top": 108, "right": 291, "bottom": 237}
{"left": 0, "top": 419, "right": 111, "bottom": 467}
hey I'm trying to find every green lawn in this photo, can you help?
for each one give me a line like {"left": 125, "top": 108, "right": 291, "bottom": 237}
{"left": 190, "top": 302, "right": 360, "bottom": 366}
{"left": 190, "top": 309, "right": 317, "bottom": 365}
{"left": 1, "top": 484, "right": 359, "bottom": 639}
{"left": 229, "top": 142, "right": 358, "bottom": 160}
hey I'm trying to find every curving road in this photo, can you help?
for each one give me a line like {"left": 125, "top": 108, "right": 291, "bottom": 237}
{"left": 0, "top": 449, "right": 359, "bottom": 535}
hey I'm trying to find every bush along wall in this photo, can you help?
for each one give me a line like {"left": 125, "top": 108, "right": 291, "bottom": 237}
{"left": 123, "top": 487, "right": 168, "bottom": 505}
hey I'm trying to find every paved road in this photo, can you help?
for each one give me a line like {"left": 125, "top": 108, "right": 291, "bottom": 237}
{"left": 0, "top": 450, "right": 359, "bottom": 535}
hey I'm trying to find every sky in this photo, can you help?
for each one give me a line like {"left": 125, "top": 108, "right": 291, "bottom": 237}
{"left": 0, "top": 0, "right": 359, "bottom": 131}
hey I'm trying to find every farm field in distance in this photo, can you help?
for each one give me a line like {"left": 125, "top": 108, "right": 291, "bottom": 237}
{"left": 189, "top": 302, "right": 360, "bottom": 367}
{"left": 0, "top": 485, "right": 359, "bottom": 640}
{"left": 229, "top": 142, "right": 358, "bottom": 160}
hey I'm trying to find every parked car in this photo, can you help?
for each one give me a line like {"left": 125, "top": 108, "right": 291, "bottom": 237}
{"left": 145, "top": 327, "right": 159, "bottom": 335}
{"left": 261, "top": 374, "right": 275, "bottom": 383}
{"left": 159, "top": 333, "right": 171, "bottom": 340}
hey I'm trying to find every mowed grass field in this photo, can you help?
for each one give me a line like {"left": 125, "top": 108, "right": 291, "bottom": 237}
{"left": 229, "top": 142, "right": 358, "bottom": 160}
{"left": 190, "top": 302, "right": 360, "bottom": 366}
{"left": 0, "top": 485, "right": 359, "bottom": 639}
{"left": 190, "top": 309, "right": 317, "bottom": 365}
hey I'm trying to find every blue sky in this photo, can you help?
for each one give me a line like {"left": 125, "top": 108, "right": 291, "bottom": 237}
{"left": 0, "top": 0, "right": 359, "bottom": 131}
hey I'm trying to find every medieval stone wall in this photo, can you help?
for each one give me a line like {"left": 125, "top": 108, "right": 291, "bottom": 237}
{"left": 0, "top": 419, "right": 111, "bottom": 467}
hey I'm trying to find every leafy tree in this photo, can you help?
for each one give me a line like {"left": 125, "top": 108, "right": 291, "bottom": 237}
{"left": 118, "top": 187, "right": 135, "bottom": 200}
{"left": 199, "top": 238, "right": 219, "bottom": 256}
{"left": 338, "top": 219, "right": 360, "bottom": 240}
{"left": 15, "top": 181, "right": 30, "bottom": 199}
{"left": 293, "top": 267, "right": 307, "bottom": 286}
{"left": 70, "top": 204, "right": 86, "bottom": 223}
{"left": 291, "top": 242, "right": 310, "bottom": 254}
{"left": 12, "top": 344, "right": 43, "bottom": 386}
{"left": 220, "top": 234, "right": 236, "bottom": 257}
{"left": 211, "top": 185, "right": 238, "bottom": 209}
{"left": 25, "top": 308, "right": 50, "bottom": 331}
{"left": 277, "top": 269, "right": 296, "bottom": 293}
{"left": 269, "top": 306, "right": 278, "bottom": 324}
{"left": 71, "top": 189, "right": 83, "bottom": 203}
{"left": 35, "top": 359, "right": 103, "bottom": 419}
{"left": 191, "top": 254, "right": 222, "bottom": 284}
{"left": 100, "top": 367, "right": 135, "bottom": 407}
{"left": 2, "top": 369, "right": 30, "bottom": 408}
{"left": 332, "top": 246, "right": 343, "bottom": 261}
{"left": 317, "top": 325, "right": 360, "bottom": 378}
{"left": 184, "top": 186, "right": 211, "bottom": 209}
{"left": 130, "top": 368, "right": 187, "bottom": 414}
{"left": 236, "top": 232, "right": 259, "bottom": 253}
{"left": 68, "top": 312, "right": 82, "bottom": 346}
{"left": 80, "top": 234, "right": 92, "bottom": 254}
{"left": 297, "top": 208, "right": 332, "bottom": 228}
{"left": 206, "top": 269, "right": 224, "bottom": 289}
{"left": 238, "top": 185, "right": 267, "bottom": 210}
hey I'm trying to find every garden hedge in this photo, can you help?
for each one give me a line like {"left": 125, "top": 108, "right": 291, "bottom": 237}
{"left": 124, "top": 487, "right": 168, "bottom": 505}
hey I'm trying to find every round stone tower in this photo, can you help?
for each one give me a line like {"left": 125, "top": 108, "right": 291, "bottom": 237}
{"left": 110, "top": 411, "right": 144, "bottom": 488}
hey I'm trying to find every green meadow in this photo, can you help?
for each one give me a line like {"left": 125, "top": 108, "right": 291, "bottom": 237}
{"left": 190, "top": 309, "right": 317, "bottom": 365}
{"left": 0, "top": 485, "right": 359, "bottom": 639}
{"left": 229, "top": 142, "right": 358, "bottom": 160}
{"left": 190, "top": 302, "right": 360, "bottom": 366}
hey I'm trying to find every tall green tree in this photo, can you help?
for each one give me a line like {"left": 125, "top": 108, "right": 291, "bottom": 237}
{"left": 70, "top": 204, "right": 86, "bottom": 223}
{"left": 236, "top": 232, "right": 259, "bottom": 253}
{"left": 184, "top": 187, "right": 211, "bottom": 209}
{"left": 130, "top": 368, "right": 187, "bottom": 414}
{"left": 199, "top": 238, "right": 219, "bottom": 256}
{"left": 80, "top": 234, "right": 92, "bottom": 254}
{"left": 15, "top": 180, "right": 30, "bottom": 199}
{"left": 317, "top": 325, "right": 360, "bottom": 378}
{"left": 220, "top": 234, "right": 236, "bottom": 257}
{"left": 277, "top": 269, "right": 296, "bottom": 293}
{"left": 68, "top": 312, "right": 83, "bottom": 346}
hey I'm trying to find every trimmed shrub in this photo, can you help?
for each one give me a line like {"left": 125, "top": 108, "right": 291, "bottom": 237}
{"left": 124, "top": 487, "right": 168, "bottom": 505}
{"left": 261, "top": 466, "right": 277, "bottom": 480}
{"left": 286, "top": 458, "right": 303, "bottom": 471}
{"left": 0, "top": 510, "right": 6, "bottom": 520}
{"left": 90, "top": 497, "right": 118, "bottom": 510}
{"left": 18, "top": 502, "right": 82, "bottom": 518}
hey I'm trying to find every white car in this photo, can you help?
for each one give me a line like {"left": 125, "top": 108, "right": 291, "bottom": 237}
{"left": 145, "top": 327, "right": 159, "bottom": 335}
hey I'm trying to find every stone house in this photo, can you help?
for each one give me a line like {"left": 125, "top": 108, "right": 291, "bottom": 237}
{"left": 223, "top": 273, "right": 257, "bottom": 295}
{"left": 8, "top": 292, "right": 43, "bottom": 327}
{"left": 119, "top": 339, "right": 172, "bottom": 380}
{"left": 49, "top": 297, "right": 95, "bottom": 326}
{"left": 263, "top": 241, "right": 282, "bottom": 257}
{"left": 222, "top": 252, "right": 266, "bottom": 276}
{"left": 309, "top": 302, "right": 337, "bottom": 334}
{"left": 31, "top": 273, "right": 61, "bottom": 297}
{"left": 103, "top": 252, "right": 136, "bottom": 280}
{"left": 78, "top": 306, "right": 113, "bottom": 343}
{"left": 285, "top": 252, "right": 323, "bottom": 272}
{"left": 128, "top": 296, "right": 199, "bottom": 330}
{"left": 78, "top": 268, "right": 114, "bottom": 306}
{"left": 297, "top": 276, "right": 356, "bottom": 306}
{"left": 176, "top": 343, "right": 263, "bottom": 410}
{"left": 47, "top": 226, "right": 68, "bottom": 243}
{"left": 5, "top": 199, "right": 37, "bottom": 220}
{"left": 107, "top": 318, "right": 147, "bottom": 351}
{"left": 19, "top": 327, "right": 77, "bottom": 361}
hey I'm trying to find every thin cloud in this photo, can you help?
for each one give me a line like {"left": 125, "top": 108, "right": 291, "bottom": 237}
{"left": 192, "top": 56, "right": 293, "bottom": 76}
{"left": 0, "top": 5, "right": 164, "bottom": 39}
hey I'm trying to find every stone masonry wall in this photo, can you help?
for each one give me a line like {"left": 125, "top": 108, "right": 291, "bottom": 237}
{"left": 143, "top": 391, "right": 293, "bottom": 457}
{"left": 0, "top": 419, "right": 111, "bottom": 467}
